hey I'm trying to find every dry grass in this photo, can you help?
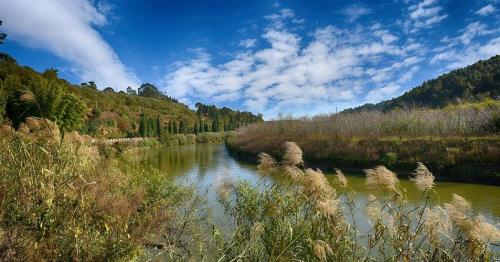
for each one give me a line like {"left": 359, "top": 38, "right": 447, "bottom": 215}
{"left": 0, "top": 127, "right": 203, "bottom": 261}
{"left": 228, "top": 105, "right": 500, "bottom": 174}
{"left": 411, "top": 162, "right": 435, "bottom": 191}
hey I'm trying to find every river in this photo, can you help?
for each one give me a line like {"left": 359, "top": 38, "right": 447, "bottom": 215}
{"left": 129, "top": 143, "right": 500, "bottom": 228}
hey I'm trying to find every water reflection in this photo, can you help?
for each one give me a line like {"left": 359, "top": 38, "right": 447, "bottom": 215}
{"left": 130, "top": 144, "right": 500, "bottom": 221}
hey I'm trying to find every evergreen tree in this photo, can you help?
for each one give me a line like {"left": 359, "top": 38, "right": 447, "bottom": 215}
{"left": 156, "top": 116, "right": 161, "bottom": 137}
{"left": 139, "top": 114, "right": 147, "bottom": 137}
{"left": 212, "top": 118, "right": 219, "bottom": 132}
{"left": 172, "top": 121, "right": 178, "bottom": 134}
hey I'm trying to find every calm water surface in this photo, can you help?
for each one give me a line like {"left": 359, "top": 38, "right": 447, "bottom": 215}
{"left": 129, "top": 143, "right": 500, "bottom": 226}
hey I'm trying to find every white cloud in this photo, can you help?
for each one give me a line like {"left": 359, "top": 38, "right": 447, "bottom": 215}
{"left": 431, "top": 21, "right": 500, "bottom": 67}
{"left": 447, "top": 37, "right": 500, "bottom": 68}
{"left": 457, "top": 22, "right": 493, "bottom": 45}
{"left": 161, "top": 12, "right": 424, "bottom": 118}
{"left": 0, "top": 0, "right": 139, "bottom": 90}
{"left": 366, "top": 84, "right": 401, "bottom": 103}
{"left": 340, "top": 4, "right": 372, "bottom": 22}
{"left": 404, "top": 0, "right": 448, "bottom": 33}
{"left": 161, "top": 6, "right": 498, "bottom": 118}
{"left": 239, "top": 38, "right": 257, "bottom": 48}
{"left": 476, "top": 4, "right": 496, "bottom": 16}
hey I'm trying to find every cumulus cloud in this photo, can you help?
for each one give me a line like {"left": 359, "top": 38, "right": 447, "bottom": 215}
{"left": 0, "top": 0, "right": 139, "bottom": 90}
{"left": 404, "top": 0, "right": 448, "bottom": 33}
{"left": 161, "top": 9, "right": 425, "bottom": 117}
{"left": 340, "top": 4, "right": 372, "bottom": 22}
{"left": 476, "top": 4, "right": 496, "bottom": 16}
{"left": 162, "top": 5, "right": 498, "bottom": 118}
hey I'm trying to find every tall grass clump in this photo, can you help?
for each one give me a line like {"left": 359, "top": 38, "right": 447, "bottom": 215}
{"left": 0, "top": 126, "right": 205, "bottom": 260}
{"left": 215, "top": 142, "right": 499, "bottom": 261}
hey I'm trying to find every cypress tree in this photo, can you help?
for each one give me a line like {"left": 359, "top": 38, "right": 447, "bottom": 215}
{"left": 139, "top": 114, "right": 147, "bottom": 137}
{"left": 173, "top": 121, "right": 178, "bottom": 134}
{"left": 212, "top": 118, "right": 218, "bottom": 132}
{"left": 156, "top": 116, "right": 161, "bottom": 137}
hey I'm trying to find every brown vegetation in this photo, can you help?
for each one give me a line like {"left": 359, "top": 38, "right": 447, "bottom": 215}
{"left": 228, "top": 103, "right": 500, "bottom": 183}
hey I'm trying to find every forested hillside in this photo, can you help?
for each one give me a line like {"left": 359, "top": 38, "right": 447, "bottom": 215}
{"left": 0, "top": 52, "right": 263, "bottom": 138}
{"left": 347, "top": 55, "right": 500, "bottom": 112}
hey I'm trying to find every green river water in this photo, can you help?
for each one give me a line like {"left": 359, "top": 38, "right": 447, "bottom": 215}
{"left": 129, "top": 143, "right": 500, "bottom": 228}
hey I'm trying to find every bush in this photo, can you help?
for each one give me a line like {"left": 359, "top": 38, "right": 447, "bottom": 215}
{"left": 381, "top": 152, "right": 398, "bottom": 167}
{"left": 160, "top": 132, "right": 229, "bottom": 145}
{"left": 195, "top": 132, "right": 227, "bottom": 143}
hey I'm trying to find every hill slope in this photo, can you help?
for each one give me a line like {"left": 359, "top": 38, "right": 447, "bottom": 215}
{"left": 0, "top": 52, "right": 263, "bottom": 138}
{"left": 347, "top": 55, "right": 500, "bottom": 112}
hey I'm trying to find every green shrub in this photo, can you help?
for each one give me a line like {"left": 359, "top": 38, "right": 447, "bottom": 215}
{"left": 381, "top": 152, "right": 398, "bottom": 167}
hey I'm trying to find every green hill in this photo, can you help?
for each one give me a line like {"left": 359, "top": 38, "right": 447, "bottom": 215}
{"left": 346, "top": 55, "right": 500, "bottom": 112}
{"left": 0, "top": 52, "right": 263, "bottom": 138}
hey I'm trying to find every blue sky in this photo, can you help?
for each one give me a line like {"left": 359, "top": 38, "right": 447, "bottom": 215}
{"left": 1, "top": 0, "right": 499, "bottom": 118}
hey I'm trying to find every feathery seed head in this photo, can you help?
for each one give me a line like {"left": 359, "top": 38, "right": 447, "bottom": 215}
{"left": 283, "top": 141, "right": 303, "bottom": 166}
{"left": 304, "top": 168, "right": 335, "bottom": 200}
{"left": 313, "top": 240, "right": 332, "bottom": 261}
{"left": 257, "top": 152, "right": 277, "bottom": 176}
{"left": 315, "top": 199, "right": 340, "bottom": 217}
{"left": 410, "top": 162, "right": 435, "bottom": 191}
{"left": 365, "top": 165, "right": 399, "bottom": 193}
{"left": 476, "top": 216, "right": 500, "bottom": 243}
{"left": 283, "top": 165, "right": 304, "bottom": 182}
{"left": 334, "top": 168, "right": 348, "bottom": 187}
{"left": 423, "top": 206, "right": 452, "bottom": 243}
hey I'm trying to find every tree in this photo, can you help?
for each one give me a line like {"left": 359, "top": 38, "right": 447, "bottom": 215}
{"left": 172, "top": 121, "right": 178, "bottom": 134}
{"left": 179, "top": 120, "right": 186, "bottom": 134}
{"left": 88, "top": 81, "right": 97, "bottom": 90}
{"left": 212, "top": 118, "right": 219, "bottom": 132}
{"left": 81, "top": 81, "right": 97, "bottom": 90}
{"left": 139, "top": 114, "right": 147, "bottom": 137}
{"left": 156, "top": 116, "right": 161, "bottom": 137}
{"left": 56, "top": 93, "right": 86, "bottom": 134}
{"left": 0, "top": 87, "right": 6, "bottom": 124}
{"left": 167, "top": 121, "right": 172, "bottom": 134}
{"left": 138, "top": 83, "right": 162, "bottom": 98}
{"left": 126, "top": 86, "right": 137, "bottom": 95}
{"left": 102, "top": 87, "right": 115, "bottom": 93}
{"left": 0, "top": 21, "right": 7, "bottom": 44}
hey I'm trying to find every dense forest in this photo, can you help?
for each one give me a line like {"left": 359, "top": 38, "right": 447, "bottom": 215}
{"left": 346, "top": 55, "right": 500, "bottom": 113}
{"left": 0, "top": 54, "right": 263, "bottom": 138}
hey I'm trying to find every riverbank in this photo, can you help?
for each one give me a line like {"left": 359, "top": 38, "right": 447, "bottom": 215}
{"left": 226, "top": 136, "right": 500, "bottom": 185}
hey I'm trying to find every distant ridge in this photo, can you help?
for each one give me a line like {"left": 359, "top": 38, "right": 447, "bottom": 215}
{"left": 345, "top": 55, "right": 500, "bottom": 113}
